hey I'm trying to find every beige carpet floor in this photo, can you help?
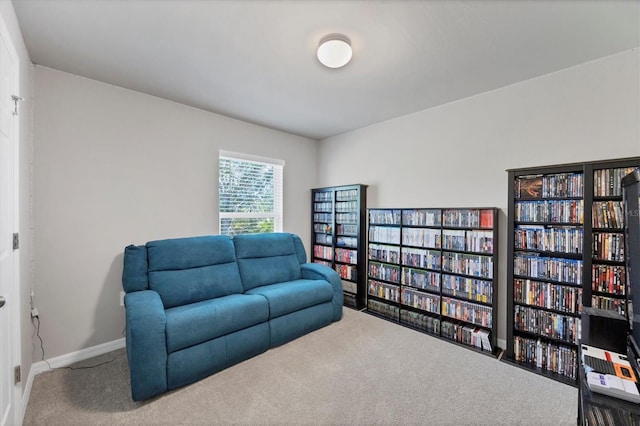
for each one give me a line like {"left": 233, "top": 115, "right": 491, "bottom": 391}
{"left": 23, "top": 308, "right": 577, "bottom": 425}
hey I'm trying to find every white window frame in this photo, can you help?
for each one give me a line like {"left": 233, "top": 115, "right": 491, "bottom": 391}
{"left": 218, "top": 150, "right": 284, "bottom": 235}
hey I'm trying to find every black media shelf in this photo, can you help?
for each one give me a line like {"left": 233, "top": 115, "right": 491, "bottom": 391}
{"left": 311, "top": 184, "right": 367, "bottom": 310}
{"left": 505, "top": 157, "right": 640, "bottom": 386}
{"left": 366, "top": 207, "right": 499, "bottom": 357}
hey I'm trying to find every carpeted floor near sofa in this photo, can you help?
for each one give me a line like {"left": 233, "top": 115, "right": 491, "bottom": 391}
{"left": 23, "top": 308, "right": 577, "bottom": 425}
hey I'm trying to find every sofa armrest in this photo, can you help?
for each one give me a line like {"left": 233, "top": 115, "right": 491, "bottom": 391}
{"left": 125, "top": 290, "right": 168, "bottom": 401}
{"left": 300, "top": 263, "right": 343, "bottom": 321}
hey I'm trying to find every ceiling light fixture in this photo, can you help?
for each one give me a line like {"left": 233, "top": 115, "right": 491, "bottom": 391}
{"left": 317, "top": 34, "right": 352, "bottom": 69}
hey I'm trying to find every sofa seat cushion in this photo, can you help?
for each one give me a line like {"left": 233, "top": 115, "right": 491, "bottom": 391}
{"left": 165, "top": 294, "right": 268, "bottom": 353}
{"left": 245, "top": 279, "right": 333, "bottom": 319}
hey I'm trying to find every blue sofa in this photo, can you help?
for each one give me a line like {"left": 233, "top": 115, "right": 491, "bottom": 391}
{"left": 121, "top": 232, "right": 343, "bottom": 401}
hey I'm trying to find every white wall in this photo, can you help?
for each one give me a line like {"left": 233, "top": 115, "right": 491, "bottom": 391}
{"left": 33, "top": 66, "right": 317, "bottom": 358}
{"left": 0, "top": 0, "right": 34, "bottom": 398}
{"left": 318, "top": 49, "right": 640, "bottom": 346}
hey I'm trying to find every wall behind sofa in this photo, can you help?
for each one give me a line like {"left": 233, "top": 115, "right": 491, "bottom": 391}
{"left": 33, "top": 65, "right": 318, "bottom": 359}
{"left": 317, "top": 49, "right": 640, "bottom": 348}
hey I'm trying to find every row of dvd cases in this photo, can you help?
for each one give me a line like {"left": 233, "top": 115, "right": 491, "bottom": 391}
{"left": 366, "top": 207, "right": 498, "bottom": 355}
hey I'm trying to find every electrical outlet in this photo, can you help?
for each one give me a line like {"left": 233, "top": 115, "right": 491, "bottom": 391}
{"left": 120, "top": 291, "right": 125, "bottom": 307}
{"left": 30, "top": 307, "right": 39, "bottom": 318}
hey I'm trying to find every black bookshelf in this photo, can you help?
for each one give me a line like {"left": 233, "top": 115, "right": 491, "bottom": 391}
{"left": 589, "top": 164, "right": 638, "bottom": 316}
{"left": 366, "top": 207, "right": 498, "bottom": 356}
{"left": 311, "top": 184, "right": 367, "bottom": 309}
{"left": 504, "top": 157, "right": 640, "bottom": 386}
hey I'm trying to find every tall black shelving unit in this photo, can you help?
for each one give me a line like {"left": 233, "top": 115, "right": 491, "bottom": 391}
{"left": 623, "top": 169, "right": 640, "bottom": 357}
{"left": 504, "top": 157, "right": 640, "bottom": 386}
{"left": 366, "top": 207, "right": 498, "bottom": 355}
{"left": 311, "top": 184, "right": 367, "bottom": 309}
{"left": 589, "top": 162, "right": 639, "bottom": 315}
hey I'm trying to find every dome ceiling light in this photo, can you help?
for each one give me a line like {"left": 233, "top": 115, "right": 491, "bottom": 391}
{"left": 317, "top": 34, "right": 352, "bottom": 69}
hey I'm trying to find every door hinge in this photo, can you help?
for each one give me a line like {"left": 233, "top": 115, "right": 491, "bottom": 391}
{"left": 13, "top": 233, "right": 19, "bottom": 250}
{"left": 11, "top": 95, "right": 23, "bottom": 116}
{"left": 14, "top": 366, "right": 21, "bottom": 384}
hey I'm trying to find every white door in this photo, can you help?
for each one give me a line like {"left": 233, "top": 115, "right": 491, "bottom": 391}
{"left": 0, "top": 15, "right": 19, "bottom": 426}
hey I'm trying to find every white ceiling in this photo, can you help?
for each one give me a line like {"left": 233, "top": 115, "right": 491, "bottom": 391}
{"left": 12, "top": 0, "right": 640, "bottom": 140}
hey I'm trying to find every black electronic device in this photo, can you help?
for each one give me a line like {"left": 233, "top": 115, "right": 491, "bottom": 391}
{"left": 582, "top": 306, "right": 628, "bottom": 353}
{"left": 622, "top": 168, "right": 640, "bottom": 359}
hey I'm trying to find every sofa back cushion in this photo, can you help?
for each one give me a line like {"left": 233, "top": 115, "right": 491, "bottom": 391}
{"left": 234, "top": 233, "right": 303, "bottom": 291}
{"left": 147, "top": 235, "right": 243, "bottom": 308}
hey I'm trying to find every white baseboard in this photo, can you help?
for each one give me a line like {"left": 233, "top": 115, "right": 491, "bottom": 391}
{"left": 36, "top": 337, "right": 125, "bottom": 371}
{"left": 21, "top": 338, "right": 126, "bottom": 423}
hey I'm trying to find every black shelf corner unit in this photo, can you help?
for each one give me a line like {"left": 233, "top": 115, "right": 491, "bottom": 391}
{"left": 311, "top": 184, "right": 368, "bottom": 309}
{"left": 504, "top": 157, "right": 640, "bottom": 386}
{"left": 366, "top": 207, "right": 499, "bottom": 356}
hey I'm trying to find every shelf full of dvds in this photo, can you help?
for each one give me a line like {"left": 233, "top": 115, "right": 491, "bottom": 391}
{"left": 505, "top": 157, "right": 640, "bottom": 387}
{"left": 590, "top": 163, "right": 638, "bottom": 318}
{"left": 366, "top": 207, "right": 498, "bottom": 356}
{"left": 311, "top": 184, "right": 368, "bottom": 309}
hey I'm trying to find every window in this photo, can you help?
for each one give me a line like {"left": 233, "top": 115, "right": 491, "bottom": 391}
{"left": 219, "top": 150, "right": 284, "bottom": 236}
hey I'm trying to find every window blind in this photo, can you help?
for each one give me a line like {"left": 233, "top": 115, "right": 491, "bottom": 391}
{"left": 219, "top": 151, "right": 284, "bottom": 236}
